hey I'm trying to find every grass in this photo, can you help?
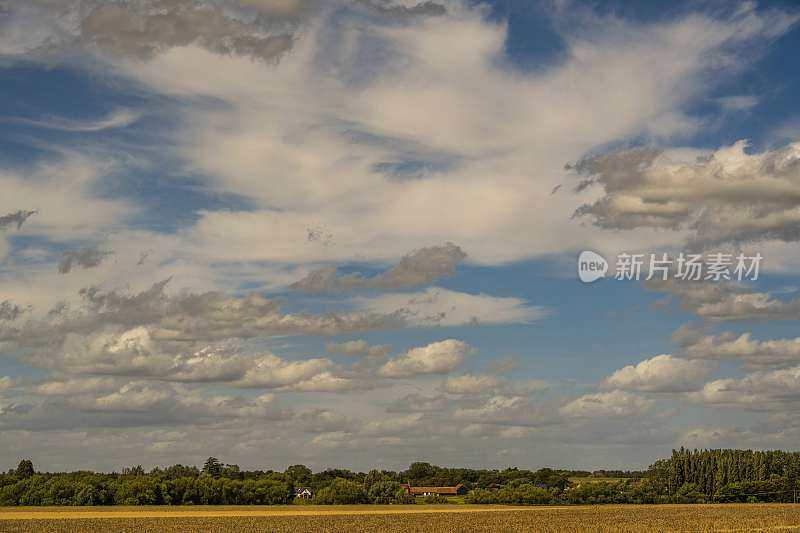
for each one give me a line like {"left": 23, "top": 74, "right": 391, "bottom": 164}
{"left": 1, "top": 504, "right": 800, "bottom": 532}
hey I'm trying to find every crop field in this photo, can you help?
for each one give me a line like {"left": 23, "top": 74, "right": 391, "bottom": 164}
{"left": 1, "top": 504, "right": 800, "bottom": 532}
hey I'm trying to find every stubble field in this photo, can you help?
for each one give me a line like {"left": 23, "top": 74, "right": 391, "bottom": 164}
{"left": 1, "top": 504, "right": 800, "bottom": 532}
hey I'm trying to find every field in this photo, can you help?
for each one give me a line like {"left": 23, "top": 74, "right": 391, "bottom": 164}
{"left": 1, "top": 504, "right": 800, "bottom": 532}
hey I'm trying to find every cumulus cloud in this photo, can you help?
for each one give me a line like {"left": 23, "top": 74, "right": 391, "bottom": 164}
{"left": 378, "top": 339, "right": 469, "bottom": 378}
{"left": 26, "top": 278, "right": 403, "bottom": 342}
{"left": 647, "top": 278, "right": 800, "bottom": 322}
{"left": 442, "top": 373, "right": 503, "bottom": 395}
{"left": 325, "top": 339, "right": 390, "bottom": 371}
{"left": 58, "top": 246, "right": 112, "bottom": 274}
{"left": 442, "top": 373, "right": 548, "bottom": 396}
{"left": 0, "top": 281, "right": 404, "bottom": 389}
{"left": 571, "top": 140, "right": 800, "bottom": 247}
{"left": 291, "top": 243, "right": 466, "bottom": 293}
{"left": 2, "top": 0, "right": 799, "bottom": 468}
{"left": 355, "top": 287, "right": 546, "bottom": 327}
{"left": 236, "top": 355, "right": 332, "bottom": 388}
{"left": 454, "top": 395, "right": 557, "bottom": 427}
{"left": 682, "top": 332, "right": 800, "bottom": 369}
{"left": 3, "top": 379, "right": 292, "bottom": 431}
{"left": 386, "top": 392, "right": 448, "bottom": 413}
{"left": 34, "top": 376, "right": 118, "bottom": 396}
{"left": 560, "top": 390, "right": 654, "bottom": 418}
{"left": 23, "top": 324, "right": 364, "bottom": 392}
{"left": 361, "top": 412, "right": 424, "bottom": 436}
{"left": 689, "top": 366, "right": 800, "bottom": 410}
{"left": 691, "top": 291, "right": 800, "bottom": 322}
{"left": 603, "top": 354, "right": 713, "bottom": 393}
{"left": 294, "top": 408, "right": 352, "bottom": 434}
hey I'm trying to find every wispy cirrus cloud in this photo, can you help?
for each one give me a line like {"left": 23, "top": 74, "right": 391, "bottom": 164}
{"left": 2, "top": 109, "right": 141, "bottom": 132}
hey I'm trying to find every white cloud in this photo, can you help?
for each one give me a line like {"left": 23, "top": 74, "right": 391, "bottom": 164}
{"left": 378, "top": 339, "right": 469, "bottom": 378}
{"left": 361, "top": 413, "right": 424, "bottom": 437}
{"left": 603, "top": 354, "right": 713, "bottom": 392}
{"left": 0, "top": 152, "right": 137, "bottom": 242}
{"left": 454, "top": 395, "right": 556, "bottom": 427}
{"left": 683, "top": 332, "right": 800, "bottom": 369}
{"left": 442, "top": 373, "right": 548, "bottom": 396}
{"left": 3, "top": 109, "right": 141, "bottom": 132}
{"left": 442, "top": 374, "right": 503, "bottom": 395}
{"left": 689, "top": 366, "right": 800, "bottom": 409}
{"left": 106, "top": 4, "right": 795, "bottom": 268}
{"left": 560, "top": 390, "right": 654, "bottom": 418}
{"left": 572, "top": 140, "right": 800, "bottom": 247}
{"left": 34, "top": 377, "right": 118, "bottom": 396}
{"left": 355, "top": 287, "right": 546, "bottom": 327}
{"left": 717, "top": 95, "right": 758, "bottom": 112}
{"left": 236, "top": 355, "right": 333, "bottom": 388}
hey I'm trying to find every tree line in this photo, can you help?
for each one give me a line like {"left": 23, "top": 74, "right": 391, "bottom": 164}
{"left": 1, "top": 449, "right": 797, "bottom": 506}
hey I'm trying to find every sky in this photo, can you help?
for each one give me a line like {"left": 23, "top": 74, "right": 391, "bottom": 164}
{"left": 1, "top": 0, "right": 800, "bottom": 473}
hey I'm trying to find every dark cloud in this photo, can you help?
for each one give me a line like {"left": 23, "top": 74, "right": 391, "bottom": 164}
{"left": 0, "top": 209, "right": 37, "bottom": 230}
{"left": 58, "top": 246, "right": 112, "bottom": 274}
{"left": 291, "top": 242, "right": 467, "bottom": 293}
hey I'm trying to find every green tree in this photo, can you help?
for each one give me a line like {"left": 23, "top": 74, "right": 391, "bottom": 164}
{"left": 313, "top": 478, "right": 367, "bottom": 504}
{"left": 285, "top": 464, "right": 312, "bottom": 485}
{"left": 202, "top": 457, "right": 223, "bottom": 478}
{"left": 364, "top": 469, "right": 386, "bottom": 491}
{"left": 15, "top": 460, "right": 34, "bottom": 479}
{"left": 367, "top": 480, "right": 402, "bottom": 504}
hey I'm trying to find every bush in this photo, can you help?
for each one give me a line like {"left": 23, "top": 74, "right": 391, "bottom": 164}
{"left": 466, "top": 488, "right": 498, "bottom": 504}
{"left": 422, "top": 494, "right": 449, "bottom": 504}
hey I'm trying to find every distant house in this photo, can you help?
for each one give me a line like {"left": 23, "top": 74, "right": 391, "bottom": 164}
{"left": 400, "top": 483, "right": 468, "bottom": 497}
{"left": 293, "top": 487, "right": 313, "bottom": 499}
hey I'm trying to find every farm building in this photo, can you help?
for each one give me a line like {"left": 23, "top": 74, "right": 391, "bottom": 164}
{"left": 293, "top": 487, "right": 313, "bottom": 499}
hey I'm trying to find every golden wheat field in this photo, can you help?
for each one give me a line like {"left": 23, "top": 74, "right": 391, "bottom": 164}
{"left": 1, "top": 504, "right": 799, "bottom": 532}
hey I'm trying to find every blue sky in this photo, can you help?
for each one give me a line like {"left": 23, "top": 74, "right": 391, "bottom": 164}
{"left": 1, "top": 0, "right": 800, "bottom": 472}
